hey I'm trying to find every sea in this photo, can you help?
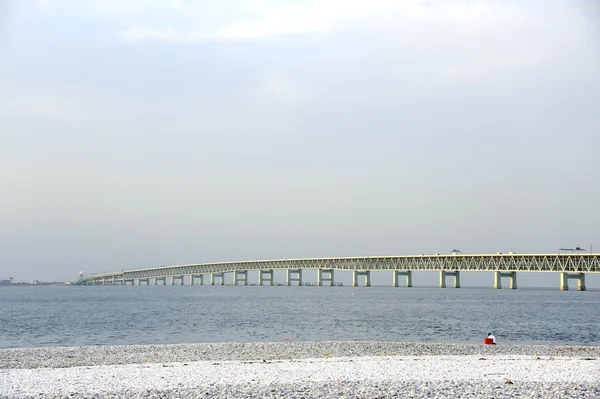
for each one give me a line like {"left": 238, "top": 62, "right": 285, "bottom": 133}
{"left": 1, "top": 285, "right": 599, "bottom": 349}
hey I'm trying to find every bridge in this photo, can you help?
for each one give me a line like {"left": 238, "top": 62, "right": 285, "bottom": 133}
{"left": 75, "top": 253, "right": 599, "bottom": 290}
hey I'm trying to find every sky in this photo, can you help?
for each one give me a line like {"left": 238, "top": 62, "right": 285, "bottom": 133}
{"left": 0, "top": 0, "right": 599, "bottom": 286}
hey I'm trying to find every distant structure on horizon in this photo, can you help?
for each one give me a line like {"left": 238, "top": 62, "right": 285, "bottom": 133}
{"left": 559, "top": 245, "right": 589, "bottom": 255}
{"left": 0, "top": 277, "right": 13, "bottom": 285}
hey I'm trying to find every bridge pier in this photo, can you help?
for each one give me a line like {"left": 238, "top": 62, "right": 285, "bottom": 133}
{"left": 154, "top": 277, "right": 166, "bottom": 285}
{"left": 494, "top": 271, "right": 517, "bottom": 289}
{"left": 211, "top": 273, "right": 225, "bottom": 286}
{"left": 440, "top": 271, "right": 460, "bottom": 288}
{"left": 75, "top": 254, "right": 600, "bottom": 289}
{"left": 258, "top": 270, "right": 274, "bottom": 286}
{"left": 123, "top": 279, "right": 134, "bottom": 285}
{"left": 233, "top": 270, "right": 248, "bottom": 286}
{"left": 286, "top": 269, "right": 303, "bottom": 286}
{"left": 317, "top": 269, "right": 335, "bottom": 286}
{"left": 352, "top": 270, "right": 371, "bottom": 287}
{"left": 392, "top": 270, "right": 412, "bottom": 287}
{"left": 172, "top": 276, "right": 184, "bottom": 285}
{"left": 560, "top": 272, "right": 586, "bottom": 291}
{"left": 139, "top": 278, "right": 150, "bottom": 285}
{"left": 190, "top": 275, "right": 204, "bottom": 286}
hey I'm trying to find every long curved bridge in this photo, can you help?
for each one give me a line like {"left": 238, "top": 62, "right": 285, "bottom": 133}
{"left": 76, "top": 253, "right": 599, "bottom": 290}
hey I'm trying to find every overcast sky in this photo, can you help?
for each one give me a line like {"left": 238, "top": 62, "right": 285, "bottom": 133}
{"left": 1, "top": 0, "right": 599, "bottom": 286}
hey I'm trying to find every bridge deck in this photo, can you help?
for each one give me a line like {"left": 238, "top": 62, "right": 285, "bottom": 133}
{"left": 76, "top": 254, "right": 600, "bottom": 284}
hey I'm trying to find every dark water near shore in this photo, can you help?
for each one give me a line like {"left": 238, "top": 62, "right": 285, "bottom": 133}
{"left": 0, "top": 286, "right": 599, "bottom": 349}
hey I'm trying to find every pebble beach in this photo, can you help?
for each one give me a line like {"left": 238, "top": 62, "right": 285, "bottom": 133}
{"left": 1, "top": 342, "right": 599, "bottom": 398}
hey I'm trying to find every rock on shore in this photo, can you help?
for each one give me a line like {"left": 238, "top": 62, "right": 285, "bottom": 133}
{"left": 1, "top": 342, "right": 599, "bottom": 398}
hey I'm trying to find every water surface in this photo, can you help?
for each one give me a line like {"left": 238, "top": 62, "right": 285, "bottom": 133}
{"left": 1, "top": 286, "right": 598, "bottom": 348}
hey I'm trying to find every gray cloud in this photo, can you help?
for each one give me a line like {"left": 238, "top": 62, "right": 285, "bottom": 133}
{"left": 0, "top": 0, "right": 598, "bottom": 284}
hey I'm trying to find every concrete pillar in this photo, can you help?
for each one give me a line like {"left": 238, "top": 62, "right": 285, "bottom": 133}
{"left": 318, "top": 269, "right": 334, "bottom": 286}
{"left": 268, "top": 270, "right": 274, "bottom": 285}
{"left": 393, "top": 271, "right": 412, "bottom": 287}
{"left": 286, "top": 269, "right": 302, "bottom": 286}
{"left": 440, "top": 271, "right": 460, "bottom": 288}
{"left": 579, "top": 273, "right": 586, "bottom": 291}
{"left": 233, "top": 270, "right": 248, "bottom": 286}
{"left": 352, "top": 271, "right": 370, "bottom": 287}
{"left": 494, "top": 271, "right": 502, "bottom": 289}
{"left": 258, "top": 270, "right": 274, "bottom": 286}
{"left": 211, "top": 273, "right": 225, "bottom": 285}
{"left": 112, "top": 276, "right": 116, "bottom": 285}
{"left": 171, "top": 276, "right": 184, "bottom": 285}
{"left": 561, "top": 272, "right": 586, "bottom": 291}
{"left": 509, "top": 272, "right": 517, "bottom": 289}
{"left": 560, "top": 272, "right": 569, "bottom": 291}
{"left": 494, "top": 271, "right": 517, "bottom": 289}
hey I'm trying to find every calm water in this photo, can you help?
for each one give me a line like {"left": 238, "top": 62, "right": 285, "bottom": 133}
{"left": 0, "top": 286, "right": 599, "bottom": 349}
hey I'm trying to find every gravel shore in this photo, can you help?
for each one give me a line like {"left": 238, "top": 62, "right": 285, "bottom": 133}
{"left": 1, "top": 342, "right": 599, "bottom": 398}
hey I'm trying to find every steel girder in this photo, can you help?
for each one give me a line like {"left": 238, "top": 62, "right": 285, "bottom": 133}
{"left": 74, "top": 254, "right": 600, "bottom": 285}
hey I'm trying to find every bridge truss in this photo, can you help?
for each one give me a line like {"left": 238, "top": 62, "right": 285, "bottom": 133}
{"left": 76, "top": 254, "right": 600, "bottom": 285}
